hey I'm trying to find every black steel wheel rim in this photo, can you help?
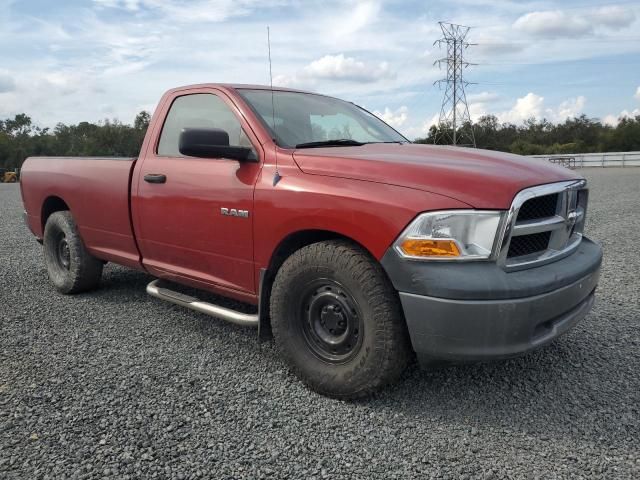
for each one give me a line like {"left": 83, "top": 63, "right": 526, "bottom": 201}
{"left": 299, "top": 279, "right": 364, "bottom": 363}
{"left": 55, "top": 233, "right": 71, "bottom": 270}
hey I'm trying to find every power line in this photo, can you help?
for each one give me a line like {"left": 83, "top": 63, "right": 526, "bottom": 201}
{"left": 433, "top": 21, "right": 476, "bottom": 147}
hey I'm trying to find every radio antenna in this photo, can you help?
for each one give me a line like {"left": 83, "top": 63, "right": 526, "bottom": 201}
{"left": 267, "top": 26, "right": 281, "bottom": 186}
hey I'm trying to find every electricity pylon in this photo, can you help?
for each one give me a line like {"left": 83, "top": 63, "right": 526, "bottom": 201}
{"left": 433, "top": 22, "right": 476, "bottom": 147}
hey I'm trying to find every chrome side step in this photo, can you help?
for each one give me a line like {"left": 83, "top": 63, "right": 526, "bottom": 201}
{"left": 146, "top": 279, "right": 259, "bottom": 327}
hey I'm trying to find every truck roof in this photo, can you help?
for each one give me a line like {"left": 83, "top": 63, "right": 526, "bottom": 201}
{"left": 166, "top": 83, "right": 325, "bottom": 96}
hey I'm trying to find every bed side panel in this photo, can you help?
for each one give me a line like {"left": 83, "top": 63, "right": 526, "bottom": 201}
{"left": 20, "top": 156, "right": 142, "bottom": 269}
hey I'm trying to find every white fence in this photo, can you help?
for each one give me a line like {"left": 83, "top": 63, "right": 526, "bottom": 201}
{"left": 529, "top": 151, "right": 640, "bottom": 168}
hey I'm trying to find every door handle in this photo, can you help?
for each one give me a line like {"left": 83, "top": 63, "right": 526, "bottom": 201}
{"left": 144, "top": 174, "right": 167, "bottom": 184}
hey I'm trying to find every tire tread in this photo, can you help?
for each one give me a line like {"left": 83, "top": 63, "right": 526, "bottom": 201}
{"left": 270, "top": 240, "right": 411, "bottom": 399}
{"left": 43, "top": 211, "right": 103, "bottom": 294}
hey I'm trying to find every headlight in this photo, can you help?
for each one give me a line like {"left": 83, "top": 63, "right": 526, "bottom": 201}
{"left": 394, "top": 210, "right": 504, "bottom": 260}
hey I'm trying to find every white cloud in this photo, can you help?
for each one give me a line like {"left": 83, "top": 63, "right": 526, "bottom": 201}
{"left": 602, "top": 87, "right": 640, "bottom": 125}
{"left": 602, "top": 109, "right": 640, "bottom": 126}
{"left": 555, "top": 96, "right": 586, "bottom": 120}
{"left": 272, "top": 74, "right": 300, "bottom": 88}
{"left": 514, "top": 10, "right": 592, "bottom": 38}
{"left": 302, "top": 54, "right": 394, "bottom": 83}
{"left": 332, "top": 0, "right": 380, "bottom": 37}
{"left": 93, "top": 0, "right": 287, "bottom": 22}
{"left": 0, "top": 70, "right": 102, "bottom": 125}
{"left": 466, "top": 92, "right": 500, "bottom": 122}
{"left": 272, "top": 53, "right": 396, "bottom": 88}
{"left": 403, "top": 117, "right": 437, "bottom": 141}
{"left": 589, "top": 6, "right": 635, "bottom": 28}
{"left": 602, "top": 114, "right": 619, "bottom": 127}
{"left": 468, "top": 103, "right": 488, "bottom": 122}
{"left": 93, "top": 0, "right": 141, "bottom": 11}
{"left": 373, "top": 106, "right": 408, "bottom": 128}
{"left": 500, "top": 92, "right": 545, "bottom": 123}
{"left": 497, "top": 93, "right": 586, "bottom": 124}
{"left": 514, "top": 5, "right": 637, "bottom": 38}
{"left": 402, "top": 92, "right": 588, "bottom": 138}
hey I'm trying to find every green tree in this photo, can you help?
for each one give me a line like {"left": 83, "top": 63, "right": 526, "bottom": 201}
{"left": 415, "top": 114, "right": 640, "bottom": 155}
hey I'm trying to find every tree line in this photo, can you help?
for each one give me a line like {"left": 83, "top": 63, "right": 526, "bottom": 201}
{"left": 416, "top": 114, "right": 640, "bottom": 155}
{"left": 0, "top": 112, "right": 150, "bottom": 169}
{"left": 1, "top": 111, "right": 639, "bottom": 169}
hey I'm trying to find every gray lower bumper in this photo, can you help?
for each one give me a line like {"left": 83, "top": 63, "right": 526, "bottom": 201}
{"left": 400, "top": 268, "right": 599, "bottom": 364}
{"left": 382, "top": 237, "right": 603, "bottom": 364}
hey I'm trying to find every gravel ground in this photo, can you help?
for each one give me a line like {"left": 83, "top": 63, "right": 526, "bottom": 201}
{"left": 1, "top": 168, "right": 639, "bottom": 479}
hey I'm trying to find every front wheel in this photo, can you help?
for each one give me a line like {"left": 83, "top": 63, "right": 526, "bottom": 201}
{"left": 270, "top": 240, "right": 412, "bottom": 399}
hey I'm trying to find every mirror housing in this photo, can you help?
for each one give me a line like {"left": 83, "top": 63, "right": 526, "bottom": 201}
{"left": 179, "top": 128, "right": 257, "bottom": 162}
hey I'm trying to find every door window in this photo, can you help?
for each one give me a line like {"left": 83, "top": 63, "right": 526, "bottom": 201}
{"left": 157, "top": 93, "right": 252, "bottom": 157}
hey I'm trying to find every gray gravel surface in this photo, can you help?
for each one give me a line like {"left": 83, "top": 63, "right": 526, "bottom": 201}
{"left": 1, "top": 168, "right": 639, "bottom": 479}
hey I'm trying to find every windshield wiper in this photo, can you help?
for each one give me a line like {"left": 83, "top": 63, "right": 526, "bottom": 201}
{"left": 295, "top": 139, "right": 365, "bottom": 149}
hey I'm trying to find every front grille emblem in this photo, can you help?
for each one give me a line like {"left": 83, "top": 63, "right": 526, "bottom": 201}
{"left": 564, "top": 189, "right": 579, "bottom": 230}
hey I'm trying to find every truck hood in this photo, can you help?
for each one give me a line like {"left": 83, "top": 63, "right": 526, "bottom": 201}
{"left": 293, "top": 143, "right": 581, "bottom": 209}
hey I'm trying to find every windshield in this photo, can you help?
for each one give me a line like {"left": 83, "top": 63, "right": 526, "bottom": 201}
{"left": 237, "top": 89, "right": 408, "bottom": 148}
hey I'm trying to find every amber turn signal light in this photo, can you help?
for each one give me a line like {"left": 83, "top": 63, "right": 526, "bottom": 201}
{"left": 400, "top": 239, "right": 461, "bottom": 257}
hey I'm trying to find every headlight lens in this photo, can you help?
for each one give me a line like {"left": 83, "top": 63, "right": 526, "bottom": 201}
{"left": 394, "top": 210, "right": 504, "bottom": 260}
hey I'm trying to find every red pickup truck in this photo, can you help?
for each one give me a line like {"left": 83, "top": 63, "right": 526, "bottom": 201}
{"left": 20, "top": 84, "right": 602, "bottom": 398}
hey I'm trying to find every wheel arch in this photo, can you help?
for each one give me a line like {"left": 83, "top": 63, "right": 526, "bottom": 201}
{"left": 41, "top": 196, "right": 70, "bottom": 232}
{"left": 258, "top": 229, "right": 384, "bottom": 339}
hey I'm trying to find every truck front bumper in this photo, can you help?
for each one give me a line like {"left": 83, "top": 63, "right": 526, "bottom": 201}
{"left": 381, "top": 237, "right": 602, "bottom": 365}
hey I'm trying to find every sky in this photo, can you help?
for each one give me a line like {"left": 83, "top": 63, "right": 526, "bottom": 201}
{"left": 1, "top": 0, "right": 639, "bottom": 139}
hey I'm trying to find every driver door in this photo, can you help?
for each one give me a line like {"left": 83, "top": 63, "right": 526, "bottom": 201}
{"left": 132, "top": 89, "right": 262, "bottom": 296}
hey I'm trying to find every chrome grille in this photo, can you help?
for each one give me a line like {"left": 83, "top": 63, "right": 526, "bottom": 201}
{"left": 516, "top": 193, "right": 559, "bottom": 221}
{"left": 507, "top": 231, "right": 551, "bottom": 257}
{"left": 498, "top": 180, "right": 588, "bottom": 270}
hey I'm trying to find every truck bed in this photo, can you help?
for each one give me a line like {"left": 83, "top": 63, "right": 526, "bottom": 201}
{"left": 20, "top": 157, "right": 142, "bottom": 269}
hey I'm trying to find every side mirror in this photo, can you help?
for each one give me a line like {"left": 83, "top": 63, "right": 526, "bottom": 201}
{"left": 179, "top": 128, "right": 257, "bottom": 162}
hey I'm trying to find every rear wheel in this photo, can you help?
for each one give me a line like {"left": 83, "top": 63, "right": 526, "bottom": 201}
{"left": 270, "top": 240, "right": 411, "bottom": 399}
{"left": 43, "top": 211, "right": 103, "bottom": 294}
{"left": 8, "top": 176, "right": 17, "bottom": 183}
